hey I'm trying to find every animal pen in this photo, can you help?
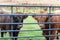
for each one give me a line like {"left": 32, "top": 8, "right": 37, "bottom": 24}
{"left": 0, "top": 4, "right": 60, "bottom": 40}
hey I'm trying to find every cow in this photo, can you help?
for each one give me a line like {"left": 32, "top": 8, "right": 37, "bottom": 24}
{"left": 32, "top": 9, "right": 60, "bottom": 40}
{"left": 0, "top": 9, "right": 28, "bottom": 40}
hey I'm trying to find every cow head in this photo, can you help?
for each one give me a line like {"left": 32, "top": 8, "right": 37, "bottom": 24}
{"left": 13, "top": 12, "right": 28, "bottom": 29}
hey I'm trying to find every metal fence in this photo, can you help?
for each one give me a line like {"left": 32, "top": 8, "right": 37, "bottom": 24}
{"left": 0, "top": 4, "right": 60, "bottom": 40}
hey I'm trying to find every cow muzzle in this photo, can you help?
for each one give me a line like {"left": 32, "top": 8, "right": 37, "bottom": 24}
{"left": 39, "top": 24, "right": 45, "bottom": 29}
{"left": 17, "top": 25, "right": 23, "bottom": 29}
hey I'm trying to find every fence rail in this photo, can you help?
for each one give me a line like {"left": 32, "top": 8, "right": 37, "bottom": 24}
{"left": 0, "top": 4, "right": 60, "bottom": 7}
{"left": 0, "top": 4, "right": 60, "bottom": 40}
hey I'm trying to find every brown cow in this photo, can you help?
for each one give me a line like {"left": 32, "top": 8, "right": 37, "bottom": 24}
{"left": 0, "top": 9, "right": 28, "bottom": 40}
{"left": 32, "top": 9, "right": 60, "bottom": 40}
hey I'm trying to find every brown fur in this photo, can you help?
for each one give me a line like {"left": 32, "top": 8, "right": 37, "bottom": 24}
{"left": 32, "top": 10, "right": 60, "bottom": 40}
{"left": 0, "top": 9, "right": 28, "bottom": 40}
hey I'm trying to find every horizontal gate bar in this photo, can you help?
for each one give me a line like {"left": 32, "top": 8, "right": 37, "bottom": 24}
{"left": 0, "top": 29, "right": 60, "bottom": 32}
{"left": 0, "top": 35, "right": 60, "bottom": 38}
{"left": 0, "top": 4, "right": 60, "bottom": 7}
{"left": 0, "top": 30, "right": 40, "bottom": 32}
{"left": 1, "top": 14, "right": 60, "bottom": 16}
{"left": 0, "top": 22, "right": 60, "bottom": 24}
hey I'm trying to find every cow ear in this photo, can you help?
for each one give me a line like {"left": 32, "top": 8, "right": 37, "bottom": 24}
{"left": 23, "top": 16, "right": 28, "bottom": 19}
{"left": 32, "top": 16, "right": 38, "bottom": 20}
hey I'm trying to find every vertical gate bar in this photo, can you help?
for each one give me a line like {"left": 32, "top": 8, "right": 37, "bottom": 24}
{"left": 23, "top": 7, "right": 25, "bottom": 13}
{"left": 10, "top": 6, "right": 13, "bottom": 40}
{"left": 33, "top": 7, "right": 36, "bottom": 13}
{"left": 48, "top": 6, "right": 52, "bottom": 40}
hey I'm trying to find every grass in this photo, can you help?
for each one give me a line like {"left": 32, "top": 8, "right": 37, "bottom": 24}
{"left": 19, "top": 16, "right": 45, "bottom": 40}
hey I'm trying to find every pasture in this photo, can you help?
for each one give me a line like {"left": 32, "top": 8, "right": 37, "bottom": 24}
{"left": 0, "top": 7, "right": 60, "bottom": 40}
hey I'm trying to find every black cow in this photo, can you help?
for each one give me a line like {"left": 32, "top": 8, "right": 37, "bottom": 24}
{"left": 0, "top": 10, "right": 28, "bottom": 40}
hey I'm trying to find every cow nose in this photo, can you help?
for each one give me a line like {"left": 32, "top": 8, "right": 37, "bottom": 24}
{"left": 17, "top": 25, "right": 22, "bottom": 28}
{"left": 40, "top": 26, "right": 45, "bottom": 29}
{"left": 39, "top": 24, "right": 45, "bottom": 29}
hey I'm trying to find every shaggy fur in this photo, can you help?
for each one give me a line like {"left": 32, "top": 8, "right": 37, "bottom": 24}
{"left": 0, "top": 9, "right": 28, "bottom": 40}
{"left": 32, "top": 9, "right": 60, "bottom": 40}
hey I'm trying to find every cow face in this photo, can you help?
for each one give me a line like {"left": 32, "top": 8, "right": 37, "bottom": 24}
{"left": 13, "top": 14, "right": 28, "bottom": 29}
